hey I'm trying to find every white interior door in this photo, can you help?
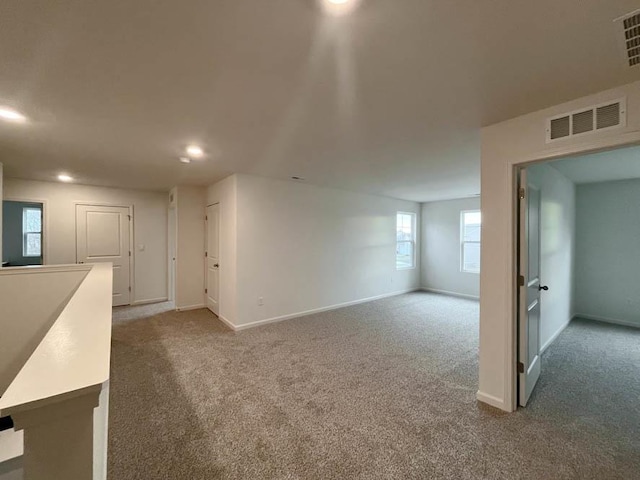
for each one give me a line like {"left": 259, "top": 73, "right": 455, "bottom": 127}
{"left": 168, "top": 207, "right": 176, "bottom": 302}
{"left": 76, "top": 204, "right": 131, "bottom": 307}
{"left": 206, "top": 204, "right": 220, "bottom": 316}
{"left": 518, "top": 170, "right": 546, "bottom": 407}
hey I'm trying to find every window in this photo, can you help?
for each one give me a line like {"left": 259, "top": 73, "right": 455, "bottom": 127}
{"left": 461, "top": 210, "right": 481, "bottom": 273}
{"left": 396, "top": 212, "right": 416, "bottom": 269}
{"left": 23, "top": 207, "right": 42, "bottom": 257}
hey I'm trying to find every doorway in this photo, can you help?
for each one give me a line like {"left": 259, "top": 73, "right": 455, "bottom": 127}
{"left": 2, "top": 200, "right": 44, "bottom": 267}
{"left": 205, "top": 203, "right": 220, "bottom": 316}
{"left": 168, "top": 206, "right": 176, "bottom": 303}
{"left": 515, "top": 144, "right": 640, "bottom": 407}
{"left": 76, "top": 204, "right": 133, "bottom": 306}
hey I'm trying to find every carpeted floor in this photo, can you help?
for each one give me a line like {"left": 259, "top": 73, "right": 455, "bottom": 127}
{"left": 107, "top": 293, "right": 640, "bottom": 479}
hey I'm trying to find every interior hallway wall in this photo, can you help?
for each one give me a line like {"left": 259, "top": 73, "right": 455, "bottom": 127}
{"left": 527, "top": 164, "right": 576, "bottom": 351}
{"left": 574, "top": 178, "right": 640, "bottom": 327}
{"left": 2, "top": 178, "right": 168, "bottom": 303}
{"left": 174, "top": 185, "right": 206, "bottom": 310}
{"left": 234, "top": 174, "right": 421, "bottom": 328}
{"left": 421, "top": 197, "right": 480, "bottom": 298}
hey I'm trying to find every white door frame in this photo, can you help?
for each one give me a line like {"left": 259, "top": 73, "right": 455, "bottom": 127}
{"left": 507, "top": 136, "right": 640, "bottom": 411}
{"left": 167, "top": 206, "right": 177, "bottom": 302}
{"left": 3, "top": 196, "right": 49, "bottom": 265}
{"left": 75, "top": 202, "right": 134, "bottom": 302}
{"left": 205, "top": 203, "right": 220, "bottom": 316}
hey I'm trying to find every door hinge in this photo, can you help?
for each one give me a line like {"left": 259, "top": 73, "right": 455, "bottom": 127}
{"left": 205, "top": 215, "right": 208, "bottom": 221}
{"left": 517, "top": 362, "right": 525, "bottom": 374}
{"left": 129, "top": 251, "right": 132, "bottom": 257}
{"left": 128, "top": 214, "right": 132, "bottom": 220}
{"left": 518, "top": 188, "right": 525, "bottom": 200}
{"left": 518, "top": 275, "right": 525, "bottom": 287}
{"left": 205, "top": 288, "right": 208, "bottom": 294}
{"left": 129, "top": 286, "right": 132, "bottom": 292}
{"left": 205, "top": 251, "right": 208, "bottom": 257}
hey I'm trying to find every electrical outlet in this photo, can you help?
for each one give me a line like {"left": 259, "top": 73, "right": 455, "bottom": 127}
{"left": 258, "top": 297, "right": 264, "bottom": 306}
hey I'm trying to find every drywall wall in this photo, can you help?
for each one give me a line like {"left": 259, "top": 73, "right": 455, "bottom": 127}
{"left": 2, "top": 179, "right": 168, "bottom": 303}
{"left": 206, "top": 176, "right": 238, "bottom": 324}
{"left": 174, "top": 186, "right": 206, "bottom": 310}
{"left": 574, "top": 179, "right": 640, "bottom": 327}
{"left": 421, "top": 197, "right": 480, "bottom": 298}
{"left": 2, "top": 201, "right": 43, "bottom": 266}
{"left": 479, "top": 80, "right": 640, "bottom": 411}
{"left": 234, "top": 174, "right": 420, "bottom": 328}
{"left": 527, "top": 164, "right": 576, "bottom": 352}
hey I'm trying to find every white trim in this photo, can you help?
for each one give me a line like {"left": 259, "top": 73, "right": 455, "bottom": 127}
{"left": 574, "top": 313, "right": 640, "bottom": 329}
{"left": 421, "top": 287, "right": 479, "bottom": 301}
{"left": 231, "top": 288, "right": 421, "bottom": 331}
{"left": 176, "top": 304, "right": 206, "bottom": 312}
{"left": 476, "top": 391, "right": 508, "bottom": 411}
{"left": 216, "top": 314, "right": 236, "bottom": 331}
{"left": 131, "top": 297, "right": 169, "bottom": 306}
{"left": 540, "top": 318, "right": 572, "bottom": 354}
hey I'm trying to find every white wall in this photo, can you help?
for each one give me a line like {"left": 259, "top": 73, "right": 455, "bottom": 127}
{"left": 421, "top": 197, "right": 480, "bottom": 298}
{"left": 479, "top": 80, "right": 640, "bottom": 411}
{"left": 233, "top": 174, "right": 420, "bottom": 328}
{"left": 207, "top": 176, "right": 238, "bottom": 324}
{"left": 527, "top": 164, "right": 576, "bottom": 352}
{"left": 574, "top": 179, "right": 640, "bottom": 327}
{"left": 174, "top": 185, "right": 206, "bottom": 310}
{"left": 2, "top": 179, "right": 168, "bottom": 304}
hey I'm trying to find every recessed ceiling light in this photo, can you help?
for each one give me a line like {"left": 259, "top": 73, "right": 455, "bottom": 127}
{"left": 57, "top": 174, "right": 73, "bottom": 182}
{"left": 0, "top": 106, "right": 27, "bottom": 123}
{"left": 321, "top": 0, "right": 359, "bottom": 15}
{"left": 179, "top": 157, "right": 191, "bottom": 164}
{"left": 186, "top": 145, "right": 204, "bottom": 158}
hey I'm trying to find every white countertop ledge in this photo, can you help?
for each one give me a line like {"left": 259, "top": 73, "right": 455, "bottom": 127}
{"left": 0, "top": 263, "right": 113, "bottom": 416}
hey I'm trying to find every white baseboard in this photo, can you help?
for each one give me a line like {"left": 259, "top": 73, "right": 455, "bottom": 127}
{"left": 540, "top": 318, "right": 572, "bottom": 354}
{"left": 574, "top": 313, "right": 640, "bottom": 329}
{"left": 231, "top": 288, "right": 421, "bottom": 331}
{"left": 421, "top": 287, "right": 479, "bottom": 301}
{"left": 216, "top": 314, "right": 236, "bottom": 331}
{"left": 476, "top": 391, "right": 511, "bottom": 412}
{"left": 131, "top": 297, "right": 169, "bottom": 306}
{"left": 176, "top": 304, "right": 206, "bottom": 312}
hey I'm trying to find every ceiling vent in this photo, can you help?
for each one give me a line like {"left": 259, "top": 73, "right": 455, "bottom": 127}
{"left": 546, "top": 98, "right": 626, "bottom": 143}
{"left": 615, "top": 9, "right": 640, "bottom": 67}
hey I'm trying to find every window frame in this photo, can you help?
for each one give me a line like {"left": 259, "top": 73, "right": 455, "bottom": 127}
{"left": 22, "top": 206, "right": 43, "bottom": 258}
{"left": 396, "top": 211, "right": 417, "bottom": 270}
{"left": 460, "top": 209, "right": 481, "bottom": 274}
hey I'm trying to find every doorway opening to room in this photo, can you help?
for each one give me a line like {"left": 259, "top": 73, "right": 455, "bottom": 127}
{"left": 515, "top": 143, "right": 640, "bottom": 412}
{"left": 2, "top": 200, "right": 45, "bottom": 267}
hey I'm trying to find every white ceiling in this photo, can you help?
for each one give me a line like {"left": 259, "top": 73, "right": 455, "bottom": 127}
{"left": 550, "top": 145, "right": 640, "bottom": 184}
{"left": 1, "top": 0, "right": 640, "bottom": 202}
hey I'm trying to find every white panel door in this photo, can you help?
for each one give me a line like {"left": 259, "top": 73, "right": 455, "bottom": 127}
{"left": 206, "top": 204, "right": 220, "bottom": 316}
{"left": 518, "top": 170, "right": 548, "bottom": 407}
{"left": 76, "top": 204, "right": 131, "bottom": 306}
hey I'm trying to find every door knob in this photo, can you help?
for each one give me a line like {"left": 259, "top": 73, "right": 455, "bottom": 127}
{"left": 539, "top": 285, "right": 549, "bottom": 291}
{"left": 214, "top": 263, "right": 219, "bottom": 268}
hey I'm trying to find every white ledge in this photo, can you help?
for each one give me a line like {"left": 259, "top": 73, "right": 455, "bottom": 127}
{"left": 0, "top": 263, "right": 113, "bottom": 417}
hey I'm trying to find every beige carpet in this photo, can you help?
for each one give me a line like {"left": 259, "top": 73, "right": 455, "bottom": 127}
{"left": 108, "top": 293, "right": 640, "bottom": 479}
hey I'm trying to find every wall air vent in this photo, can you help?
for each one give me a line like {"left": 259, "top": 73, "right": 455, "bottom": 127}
{"left": 546, "top": 98, "right": 626, "bottom": 143}
{"left": 615, "top": 9, "right": 640, "bottom": 67}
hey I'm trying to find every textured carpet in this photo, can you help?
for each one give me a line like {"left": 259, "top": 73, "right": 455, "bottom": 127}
{"left": 107, "top": 293, "right": 640, "bottom": 479}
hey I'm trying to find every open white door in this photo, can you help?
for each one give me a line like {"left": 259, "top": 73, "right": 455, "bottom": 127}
{"left": 206, "top": 204, "right": 220, "bottom": 316}
{"left": 518, "top": 169, "right": 547, "bottom": 407}
{"left": 76, "top": 204, "right": 132, "bottom": 307}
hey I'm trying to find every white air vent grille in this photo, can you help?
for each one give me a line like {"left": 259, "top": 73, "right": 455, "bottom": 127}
{"left": 616, "top": 10, "right": 640, "bottom": 67}
{"left": 546, "top": 98, "right": 626, "bottom": 143}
